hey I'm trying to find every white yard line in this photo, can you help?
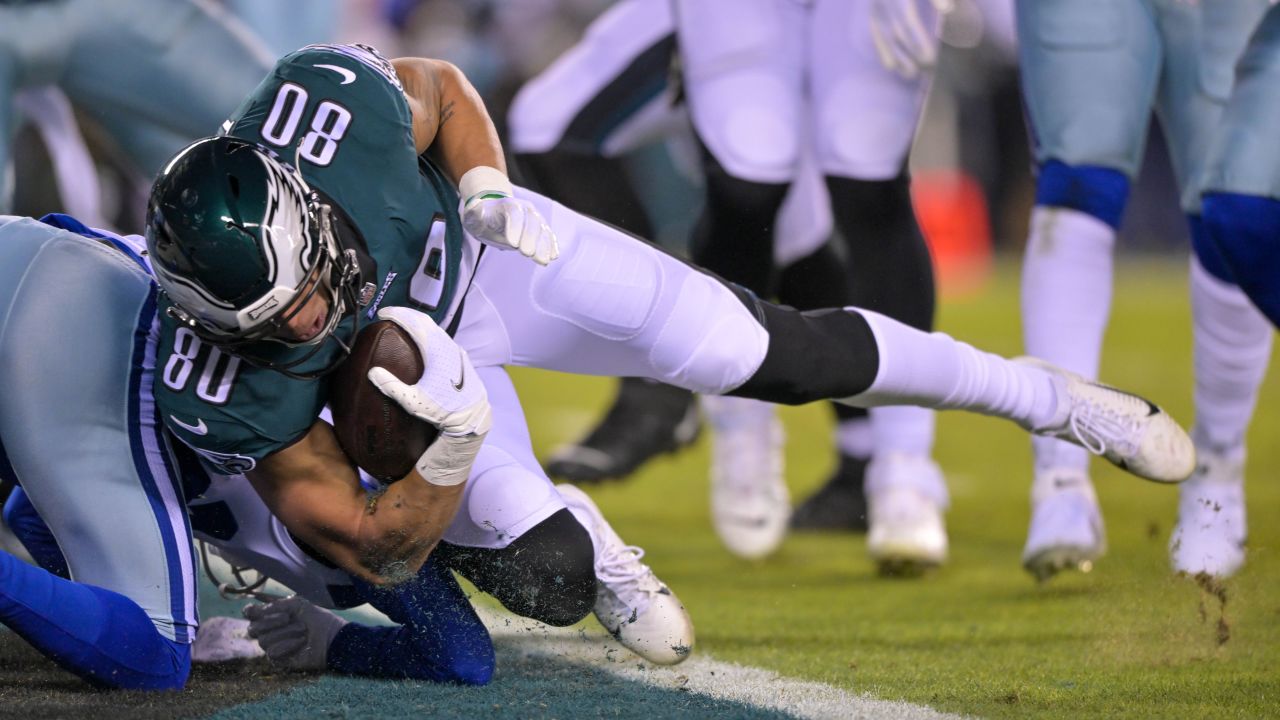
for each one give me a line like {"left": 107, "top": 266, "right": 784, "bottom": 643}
{"left": 476, "top": 606, "right": 969, "bottom": 720}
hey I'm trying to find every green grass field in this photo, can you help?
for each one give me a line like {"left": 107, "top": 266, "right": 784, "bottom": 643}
{"left": 509, "top": 259, "right": 1280, "bottom": 719}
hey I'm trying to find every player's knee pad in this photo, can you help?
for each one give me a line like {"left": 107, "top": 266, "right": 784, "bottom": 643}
{"left": 688, "top": 76, "right": 800, "bottom": 183}
{"left": 1035, "top": 160, "right": 1130, "bottom": 230}
{"left": 650, "top": 271, "right": 770, "bottom": 395}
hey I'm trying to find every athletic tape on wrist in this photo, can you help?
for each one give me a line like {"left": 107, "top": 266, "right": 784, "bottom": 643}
{"left": 415, "top": 431, "right": 485, "bottom": 486}
{"left": 459, "top": 165, "right": 514, "bottom": 205}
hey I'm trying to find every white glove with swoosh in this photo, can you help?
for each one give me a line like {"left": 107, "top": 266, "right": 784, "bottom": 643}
{"left": 367, "top": 306, "right": 492, "bottom": 485}
{"left": 870, "top": 0, "right": 953, "bottom": 79}
{"left": 459, "top": 165, "right": 559, "bottom": 266}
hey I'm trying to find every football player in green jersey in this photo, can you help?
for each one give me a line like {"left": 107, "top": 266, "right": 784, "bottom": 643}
{"left": 147, "top": 44, "right": 1196, "bottom": 666}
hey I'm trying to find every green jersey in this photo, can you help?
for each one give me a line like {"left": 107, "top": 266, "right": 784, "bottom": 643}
{"left": 155, "top": 44, "right": 468, "bottom": 472}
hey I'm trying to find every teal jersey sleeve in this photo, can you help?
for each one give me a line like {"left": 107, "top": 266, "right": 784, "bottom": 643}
{"left": 154, "top": 44, "right": 470, "bottom": 466}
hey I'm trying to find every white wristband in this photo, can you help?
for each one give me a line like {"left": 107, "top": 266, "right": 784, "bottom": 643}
{"left": 414, "top": 431, "right": 485, "bottom": 486}
{"left": 459, "top": 165, "right": 514, "bottom": 205}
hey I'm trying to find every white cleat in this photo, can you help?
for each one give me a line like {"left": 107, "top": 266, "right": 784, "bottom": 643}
{"left": 1017, "top": 358, "right": 1196, "bottom": 483}
{"left": 1022, "top": 469, "right": 1106, "bottom": 582}
{"left": 703, "top": 396, "right": 790, "bottom": 559}
{"left": 557, "top": 484, "right": 695, "bottom": 665}
{"left": 192, "top": 616, "right": 264, "bottom": 663}
{"left": 1170, "top": 446, "right": 1247, "bottom": 578}
{"left": 866, "top": 453, "right": 949, "bottom": 576}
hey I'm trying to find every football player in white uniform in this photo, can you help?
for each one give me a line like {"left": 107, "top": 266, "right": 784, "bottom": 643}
{"left": 510, "top": 0, "right": 953, "bottom": 570}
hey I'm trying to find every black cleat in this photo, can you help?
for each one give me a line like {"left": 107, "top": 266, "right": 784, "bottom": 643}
{"left": 789, "top": 454, "right": 869, "bottom": 533}
{"left": 546, "top": 377, "right": 701, "bottom": 484}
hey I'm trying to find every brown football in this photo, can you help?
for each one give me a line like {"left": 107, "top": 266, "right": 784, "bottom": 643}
{"left": 330, "top": 320, "right": 439, "bottom": 482}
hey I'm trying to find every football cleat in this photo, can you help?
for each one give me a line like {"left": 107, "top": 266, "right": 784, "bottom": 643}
{"left": 1169, "top": 445, "right": 1247, "bottom": 578}
{"left": 556, "top": 484, "right": 694, "bottom": 665}
{"left": 1022, "top": 469, "right": 1106, "bottom": 582}
{"left": 865, "top": 453, "right": 948, "bottom": 575}
{"left": 546, "top": 378, "right": 701, "bottom": 484}
{"left": 1017, "top": 358, "right": 1196, "bottom": 484}
{"left": 704, "top": 395, "right": 790, "bottom": 559}
{"left": 790, "top": 454, "right": 870, "bottom": 532}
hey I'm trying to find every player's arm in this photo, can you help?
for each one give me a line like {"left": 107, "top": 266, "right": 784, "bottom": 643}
{"left": 246, "top": 420, "right": 466, "bottom": 586}
{"left": 392, "top": 57, "right": 504, "bottom": 183}
{"left": 393, "top": 56, "right": 559, "bottom": 265}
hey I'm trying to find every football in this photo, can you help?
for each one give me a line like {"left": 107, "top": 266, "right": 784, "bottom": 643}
{"left": 330, "top": 320, "right": 439, "bottom": 482}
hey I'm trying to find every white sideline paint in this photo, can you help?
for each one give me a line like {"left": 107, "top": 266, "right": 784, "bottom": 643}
{"left": 476, "top": 607, "right": 967, "bottom": 720}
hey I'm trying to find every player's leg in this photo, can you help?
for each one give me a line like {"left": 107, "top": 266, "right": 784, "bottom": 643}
{"left": 61, "top": 0, "right": 273, "bottom": 176}
{"left": 1157, "top": 0, "right": 1273, "bottom": 578}
{"left": 460, "top": 190, "right": 1195, "bottom": 485}
{"left": 674, "top": 0, "right": 809, "bottom": 558}
{"left": 778, "top": 243, "right": 875, "bottom": 533}
{"left": 433, "top": 367, "right": 694, "bottom": 665}
{"left": 1013, "top": 0, "right": 1165, "bottom": 581}
{"left": 508, "top": 0, "right": 698, "bottom": 484}
{"left": 0, "top": 219, "right": 195, "bottom": 689}
{"left": 809, "top": 0, "right": 947, "bottom": 570}
{"left": 1202, "top": 5, "right": 1280, "bottom": 327}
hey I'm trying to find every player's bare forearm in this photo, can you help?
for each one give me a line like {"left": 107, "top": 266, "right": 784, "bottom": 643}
{"left": 393, "top": 57, "right": 506, "bottom": 183}
{"left": 248, "top": 421, "right": 463, "bottom": 586}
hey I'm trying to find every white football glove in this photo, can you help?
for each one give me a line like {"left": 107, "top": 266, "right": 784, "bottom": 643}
{"left": 870, "top": 0, "right": 953, "bottom": 79}
{"left": 367, "top": 306, "right": 492, "bottom": 486}
{"left": 459, "top": 165, "right": 559, "bottom": 266}
{"left": 243, "top": 596, "right": 348, "bottom": 671}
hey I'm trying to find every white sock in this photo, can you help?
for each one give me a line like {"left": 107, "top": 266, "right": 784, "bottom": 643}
{"left": 1021, "top": 205, "right": 1116, "bottom": 473}
{"left": 834, "top": 416, "right": 874, "bottom": 459}
{"left": 869, "top": 406, "right": 935, "bottom": 458}
{"left": 1190, "top": 256, "right": 1272, "bottom": 451}
{"left": 701, "top": 395, "right": 776, "bottom": 431}
{"left": 844, "top": 310, "right": 1059, "bottom": 430}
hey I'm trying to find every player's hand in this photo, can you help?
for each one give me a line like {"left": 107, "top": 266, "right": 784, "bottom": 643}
{"left": 366, "top": 307, "right": 492, "bottom": 439}
{"left": 870, "top": 0, "right": 953, "bottom": 79}
{"left": 459, "top": 165, "right": 559, "bottom": 266}
{"left": 243, "top": 596, "right": 348, "bottom": 671}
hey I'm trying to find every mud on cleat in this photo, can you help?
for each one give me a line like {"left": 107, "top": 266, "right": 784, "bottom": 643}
{"left": 556, "top": 484, "right": 695, "bottom": 665}
{"left": 1169, "top": 444, "right": 1247, "bottom": 578}
{"left": 1021, "top": 469, "right": 1106, "bottom": 583}
{"left": 546, "top": 378, "right": 701, "bottom": 484}
{"left": 1016, "top": 357, "right": 1196, "bottom": 483}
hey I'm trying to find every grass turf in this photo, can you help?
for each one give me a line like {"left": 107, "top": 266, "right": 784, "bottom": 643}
{"left": 508, "top": 259, "right": 1280, "bottom": 719}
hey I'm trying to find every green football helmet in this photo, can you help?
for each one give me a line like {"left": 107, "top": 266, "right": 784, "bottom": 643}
{"left": 146, "top": 136, "right": 363, "bottom": 377}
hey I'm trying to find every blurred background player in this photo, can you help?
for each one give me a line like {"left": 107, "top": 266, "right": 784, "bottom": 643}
{"left": 1189, "top": 2, "right": 1280, "bottom": 578}
{"left": 1015, "top": 0, "right": 1272, "bottom": 581}
{"left": 672, "top": 0, "right": 949, "bottom": 567}
{"left": 508, "top": 0, "right": 953, "bottom": 571}
{"left": 506, "top": 0, "right": 839, "bottom": 499}
{"left": 0, "top": 0, "right": 275, "bottom": 224}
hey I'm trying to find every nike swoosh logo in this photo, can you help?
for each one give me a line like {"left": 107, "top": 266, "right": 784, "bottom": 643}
{"left": 170, "top": 415, "right": 209, "bottom": 436}
{"left": 452, "top": 352, "right": 466, "bottom": 391}
{"left": 314, "top": 63, "right": 356, "bottom": 85}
